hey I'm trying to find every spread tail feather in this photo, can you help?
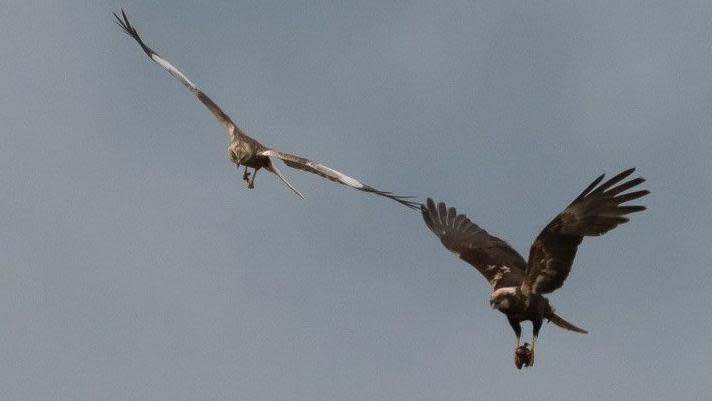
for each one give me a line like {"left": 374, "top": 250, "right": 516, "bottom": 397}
{"left": 547, "top": 312, "right": 588, "bottom": 334}
{"left": 267, "top": 158, "right": 304, "bottom": 199}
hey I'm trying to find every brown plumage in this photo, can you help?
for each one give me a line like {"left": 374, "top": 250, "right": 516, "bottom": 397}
{"left": 421, "top": 168, "right": 648, "bottom": 368}
{"left": 523, "top": 169, "right": 648, "bottom": 295}
{"left": 114, "top": 10, "right": 418, "bottom": 209}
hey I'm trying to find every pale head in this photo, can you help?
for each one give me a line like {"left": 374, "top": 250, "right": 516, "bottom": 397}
{"left": 490, "top": 286, "right": 518, "bottom": 311}
{"left": 228, "top": 142, "right": 252, "bottom": 165}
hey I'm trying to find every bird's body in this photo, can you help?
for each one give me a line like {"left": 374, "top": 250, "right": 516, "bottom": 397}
{"left": 421, "top": 168, "right": 648, "bottom": 368}
{"left": 226, "top": 136, "right": 271, "bottom": 188}
{"left": 493, "top": 288, "right": 550, "bottom": 323}
{"left": 114, "top": 10, "right": 417, "bottom": 209}
{"left": 227, "top": 136, "right": 263, "bottom": 168}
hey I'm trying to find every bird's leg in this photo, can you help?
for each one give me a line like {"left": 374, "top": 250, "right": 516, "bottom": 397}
{"left": 508, "top": 316, "right": 522, "bottom": 346}
{"left": 236, "top": 163, "right": 251, "bottom": 184}
{"left": 529, "top": 335, "right": 538, "bottom": 367}
{"left": 529, "top": 319, "right": 543, "bottom": 367}
{"left": 248, "top": 167, "right": 259, "bottom": 189}
{"left": 508, "top": 317, "right": 525, "bottom": 369}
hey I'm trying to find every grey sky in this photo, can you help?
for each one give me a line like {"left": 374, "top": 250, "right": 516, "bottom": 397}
{"left": 1, "top": 1, "right": 710, "bottom": 400}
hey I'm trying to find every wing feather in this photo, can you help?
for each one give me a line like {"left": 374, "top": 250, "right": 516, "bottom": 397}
{"left": 114, "top": 10, "right": 242, "bottom": 140}
{"left": 421, "top": 198, "right": 526, "bottom": 289}
{"left": 258, "top": 149, "right": 419, "bottom": 209}
{"left": 523, "top": 169, "right": 649, "bottom": 295}
{"left": 264, "top": 158, "right": 304, "bottom": 199}
{"left": 613, "top": 190, "right": 648, "bottom": 204}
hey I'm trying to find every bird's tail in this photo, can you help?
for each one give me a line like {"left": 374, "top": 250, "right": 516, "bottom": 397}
{"left": 546, "top": 312, "right": 588, "bottom": 334}
{"left": 267, "top": 158, "right": 304, "bottom": 199}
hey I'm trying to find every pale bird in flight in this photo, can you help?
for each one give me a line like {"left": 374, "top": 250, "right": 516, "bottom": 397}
{"left": 114, "top": 10, "right": 418, "bottom": 209}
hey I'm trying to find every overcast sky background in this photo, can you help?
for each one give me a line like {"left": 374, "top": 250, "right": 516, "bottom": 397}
{"left": 1, "top": 1, "right": 711, "bottom": 400}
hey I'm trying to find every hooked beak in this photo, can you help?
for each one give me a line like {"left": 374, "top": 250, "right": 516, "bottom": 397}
{"left": 490, "top": 299, "right": 495, "bottom": 309}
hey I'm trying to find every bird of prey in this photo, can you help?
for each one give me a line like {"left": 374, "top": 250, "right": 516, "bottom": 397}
{"left": 421, "top": 168, "right": 648, "bottom": 368}
{"left": 113, "top": 10, "right": 417, "bottom": 209}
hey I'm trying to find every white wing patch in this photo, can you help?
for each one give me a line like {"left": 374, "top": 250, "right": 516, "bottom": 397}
{"left": 306, "top": 162, "right": 364, "bottom": 189}
{"left": 259, "top": 149, "right": 277, "bottom": 157}
{"left": 487, "top": 265, "right": 510, "bottom": 287}
{"left": 532, "top": 274, "right": 549, "bottom": 294}
{"left": 490, "top": 272, "right": 503, "bottom": 287}
{"left": 151, "top": 53, "right": 199, "bottom": 92}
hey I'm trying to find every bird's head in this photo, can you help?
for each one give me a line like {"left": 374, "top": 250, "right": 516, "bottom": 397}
{"left": 228, "top": 143, "right": 250, "bottom": 165}
{"left": 489, "top": 287, "right": 518, "bottom": 311}
{"left": 490, "top": 296, "right": 513, "bottom": 311}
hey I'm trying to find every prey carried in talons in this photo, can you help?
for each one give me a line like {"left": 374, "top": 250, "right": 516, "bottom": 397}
{"left": 421, "top": 168, "right": 648, "bottom": 368}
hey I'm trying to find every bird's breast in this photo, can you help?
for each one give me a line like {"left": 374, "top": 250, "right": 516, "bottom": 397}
{"left": 228, "top": 142, "right": 259, "bottom": 166}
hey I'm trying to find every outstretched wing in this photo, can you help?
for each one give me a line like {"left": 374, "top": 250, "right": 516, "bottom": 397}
{"left": 114, "top": 10, "right": 243, "bottom": 141}
{"left": 421, "top": 198, "right": 526, "bottom": 288}
{"left": 258, "top": 149, "right": 419, "bottom": 209}
{"left": 523, "top": 168, "right": 649, "bottom": 295}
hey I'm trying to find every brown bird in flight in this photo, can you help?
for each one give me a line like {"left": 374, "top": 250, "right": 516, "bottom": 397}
{"left": 421, "top": 168, "right": 648, "bottom": 368}
{"left": 114, "top": 10, "right": 418, "bottom": 209}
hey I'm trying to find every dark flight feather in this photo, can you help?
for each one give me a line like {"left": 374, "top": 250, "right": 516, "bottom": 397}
{"left": 421, "top": 198, "right": 527, "bottom": 289}
{"left": 523, "top": 168, "right": 649, "bottom": 295}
